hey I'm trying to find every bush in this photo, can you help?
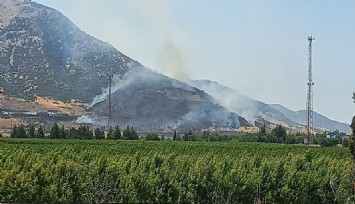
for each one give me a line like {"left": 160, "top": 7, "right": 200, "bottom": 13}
{"left": 342, "top": 137, "right": 350, "bottom": 147}
{"left": 145, "top": 133, "right": 160, "bottom": 141}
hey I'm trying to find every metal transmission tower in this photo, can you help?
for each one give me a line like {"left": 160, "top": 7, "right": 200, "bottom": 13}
{"left": 108, "top": 74, "right": 113, "bottom": 128}
{"left": 306, "top": 36, "right": 315, "bottom": 144}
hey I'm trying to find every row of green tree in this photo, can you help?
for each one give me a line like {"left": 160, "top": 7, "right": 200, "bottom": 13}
{"left": 10, "top": 124, "right": 139, "bottom": 140}
{"left": 145, "top": 125, "right": 346, "bottom": 147}
{"left": 9, "top": 123, "right": 346, "bottom": 147}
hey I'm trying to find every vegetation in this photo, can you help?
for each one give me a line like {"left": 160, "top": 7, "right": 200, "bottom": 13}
{"left": 122, "top": 125, "right": 139, "bottom": 140}
{"left": 145, "top": 133, "right": 160, "bottom": 141}
{"left": 349, "top": 116, "right": 355, "bottom": 160}
{"left": 8, "top": 123, "right": 347, "bottom": 148}
{"left": 0, "top": 139, "right": 351, "bottom": 203}
{"left": 94, "top": 127, "right": 105, "bottom": 140}
{"left": 9, "top": 124, "right": 128, "bottom": 141}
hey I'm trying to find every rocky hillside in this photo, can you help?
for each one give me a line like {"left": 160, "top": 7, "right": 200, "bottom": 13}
{"left": 0, "top": 0, "right": 132, "bottom": 102}
{"left": 88, "top": 68, "right": 250, "bottom": 130}
{"left": 0, "top": 0, "right": 250, "bottom": 130}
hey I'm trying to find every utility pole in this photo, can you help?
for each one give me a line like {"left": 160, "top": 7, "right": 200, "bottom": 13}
{"left": 108, "top": 74, "right": 113, "bottom": 128}
{"left": 306, "top": 36, "right": 315, "bottom": 144}
{"left": 10, "top": 113, "right": 12, "bottom": 136}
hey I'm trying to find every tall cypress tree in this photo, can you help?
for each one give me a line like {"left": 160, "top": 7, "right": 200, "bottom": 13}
{"left": 11, "top": 125, "right": 18, "bottom": 138}
{"left": 36, "top": 126, "right": 45, "bottom": 139}
{"left": 68, "top": 127, "right": 78, "bottom": 139}
{"left": 18, "top": 125, "right": 27, "bottom": 138}
{"left": 350, "top": 116, "right": 355, "bottom": 159}
{"left": 59, "top": 125, "right": 67, "bottom": 139}
{"left": 173, "top": 129, "right": 177, "bottom": 141}
{"left": 114, "top": 125, "right": 121, "bottom": 140}
{"left": 27, "top": 124, "right": 35, "bottom": 138}
{"left": 50, "top": 123, "right": 60, "bottom": 139}
{"left": 106, "top": 126, "right": 114, "bottom": 140}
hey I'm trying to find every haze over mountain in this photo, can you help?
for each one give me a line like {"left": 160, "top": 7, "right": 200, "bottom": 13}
{"left": 190, "top": 80, "right": 351, "bottom": 133}
{"left": 269, "top": 104, "right": 351, "bottom": 133}
{"left": 0, "top": 0, "right": 249, "bottom": 130}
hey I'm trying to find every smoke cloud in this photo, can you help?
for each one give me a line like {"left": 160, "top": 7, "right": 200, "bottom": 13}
{"left": 132, "top": 0, "right": 192, "bottom": 81}
{"left": 188, "top": 80, "right": 261, "bottom": 123}
{"left": 81, "top": 64, "right": 244, "bottom": 130}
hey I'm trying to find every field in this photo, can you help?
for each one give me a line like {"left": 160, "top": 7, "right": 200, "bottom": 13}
{"left": 0, "top": 139, "right": 353, "bottom": 203}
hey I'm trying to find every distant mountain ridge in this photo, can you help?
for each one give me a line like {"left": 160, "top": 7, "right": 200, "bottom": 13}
{"left": 269, "top": 104, "right": 351, "bottom": 133}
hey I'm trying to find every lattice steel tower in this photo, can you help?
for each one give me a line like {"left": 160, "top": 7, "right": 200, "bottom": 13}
{"left": 306, "top": 36, "right": 315, "bottom": 144}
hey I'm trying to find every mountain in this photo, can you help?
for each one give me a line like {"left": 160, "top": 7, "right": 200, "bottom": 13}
{"left": 0, "top": 0, "right": 132, "bottom": 102}
{"left": 269, "top": 104, "right": 351, "bottom": 133}
{"left": 189, "top": 80, "right": 299, "bottom": 126}
{"left": 0, "top": 0, "right": 250, "bottom": 130}
{"left": 87, "top": 68, "right": 250, "bottom": 130}
{"left": 190, "top": 80, "right": 351, "bottom": 133}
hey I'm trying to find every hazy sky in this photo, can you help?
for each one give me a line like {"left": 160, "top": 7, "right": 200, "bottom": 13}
{"left": 35, "top": 0, "right": 355, "bottom": 123}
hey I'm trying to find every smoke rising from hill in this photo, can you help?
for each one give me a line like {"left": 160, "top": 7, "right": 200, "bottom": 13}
{"left": 188, "top": 80, "right": 261, "bottom": 122}
{"left": 83, "top": 64, "right": 247, "bottom": 129}
{"left": 133, "top": 0, "right": 192, "bottom": 80}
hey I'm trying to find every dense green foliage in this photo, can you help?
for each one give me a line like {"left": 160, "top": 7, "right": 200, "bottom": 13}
{"left": 10, "top": 124, "right": 127, "bottom": 141}
{"left": 145, "top": 133, "right": 160, "bottom": 141}
{"left": 0, "top": 139, "right": 352, "bottom": 203}
{"left": 122, "top": 125, "right": 139, "bottom": 140}
{"left": 350, "top": 116, "right": 355, "bottom": 160}
{"left": 272, "top": 125, "right": 287, "bottom": 143}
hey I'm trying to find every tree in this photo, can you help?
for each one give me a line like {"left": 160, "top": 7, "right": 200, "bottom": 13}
{"left": 27, "top": 124, "right": 35, "bottom": 138}
{"left": 173, "top": 129, "right": 177, "bottom": 141}
{"left": 94, "top": 127, "right": 105, "bottom": 140}
{"left": 272, "top": 125, "right": 287, "bottom": 143}
{"left": 259, "top": 122, "right": 266, "bottom": 135}
{"left": 78, "top": 125, "right": 93, "bottom": 140}
{"left": 50, "top": 123, "right": 60, "bottom": 139}
{"left": 36, "top": 126, "right": 45, "bottom": 139}
{"left": 114, "top": 125, "right": 121, "bottom": 140}
{"left": 18, "top": 125, "right": 27, "bottom": 138}
{"left": 122, "top": 126, "right": 130, "bottom": 140}
{"left": 86, "top": 126, "right": 94, "bottom": 140}
{"left": 106, "top": 126, "right": 114, "bottom": 140}
{"left": 129, "top": 126, "right": 139, "bottom": 140}
{"left": 350, "top": 116, "right": 355, "bottom": 159}
{"left": 11, "top": 125, "right": 18, "bottom": 138}
{"left": 122, "top": 126, "right": 139, "bottom": 140}
{"left": 59, "top": 125, "right": 67, "bottom": 139}
{"left": 202, "top": 130, "right": 211, "bottom": 141}
{"left": 145, "top": 133, "right": 160, "bottom": 141}
{"left": 68, "top": 127, "right": 79, "bottom": 139}
{"left": 183, "top": 132, "right": 189, "bottom": 141}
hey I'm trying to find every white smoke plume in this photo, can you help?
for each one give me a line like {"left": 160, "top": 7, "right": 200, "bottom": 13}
{"left": 132, "top": 0, "right": 192, "bottom": 81}
{"left": 88, "top": 63, "right": 139, "bottom": 108}
{"left": 88, "top": 62, "right": 181, "bottom": 109}
{"left": 188, "top": 80, "right": 261, "bottom": 123}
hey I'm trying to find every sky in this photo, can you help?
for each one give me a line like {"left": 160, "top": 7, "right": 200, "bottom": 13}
{"left": 35, "top": 0, "right": 355, "bottom": 123}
